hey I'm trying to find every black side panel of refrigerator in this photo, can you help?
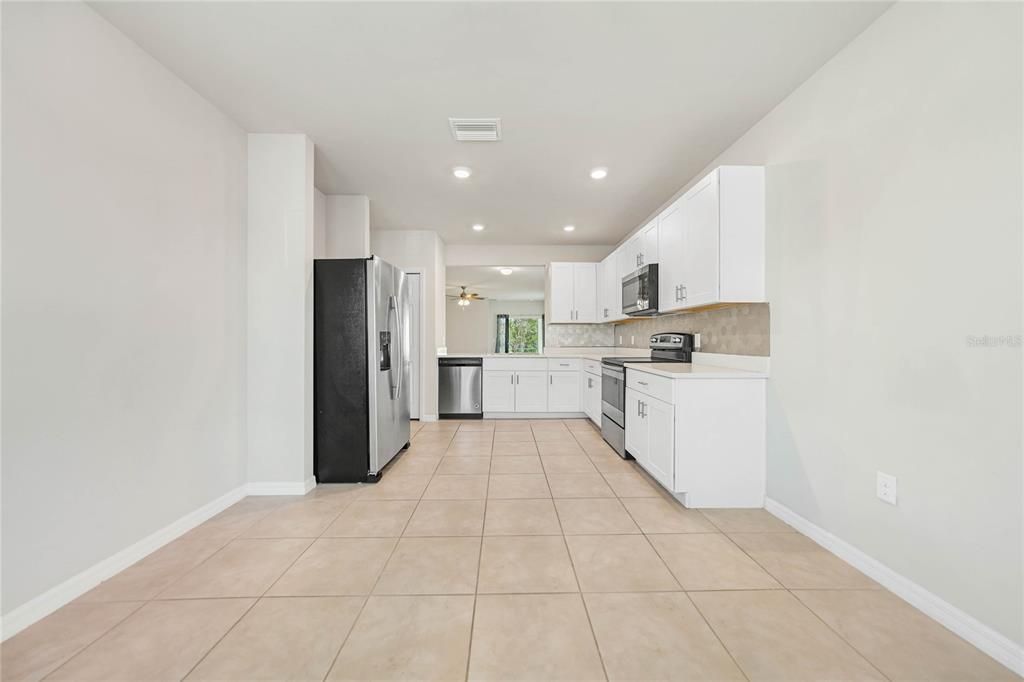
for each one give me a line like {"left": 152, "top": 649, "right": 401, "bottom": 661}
{"left": 314, "top": 259, "right": 369, "bottom": 482}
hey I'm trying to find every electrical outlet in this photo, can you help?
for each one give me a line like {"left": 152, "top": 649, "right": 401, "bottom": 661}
{"left": 876, "top": 472, "right": 898, "bottom": 505}
{"left": 618, "top": 335, "right": 623, "bottom": 344}
{"left": 630, "top": 335, "right": 635, "bottom": 345}
{"left": 694, "top": 333, "right": 702, "bottom": 351}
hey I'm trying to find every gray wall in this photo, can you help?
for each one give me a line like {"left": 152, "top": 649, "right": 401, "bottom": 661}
{"left": 613, "top": 303, "right": 769, "bottom": 355}
{"left": 2, "top": 3, "right": 248, "bottom": 614}
{"left": 636, "top": 3, "right": 1022, "bottom": 644}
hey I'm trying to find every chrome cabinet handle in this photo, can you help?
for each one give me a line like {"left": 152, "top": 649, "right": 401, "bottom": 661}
{"left": 682, "top": 286, "right": 687, "bottom": 299}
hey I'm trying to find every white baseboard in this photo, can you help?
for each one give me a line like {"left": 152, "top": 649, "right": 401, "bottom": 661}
{"left": 246, "top": 478, "right": 315, "bottom": 496}
{"left": 1, "top": 484, "right": 247, "bottom": 641}
{"left": 765, "top": 498, "right": 1024, "bottom": 676}
{"left": 418, "top": 414, "right": 438, "bottom": 422}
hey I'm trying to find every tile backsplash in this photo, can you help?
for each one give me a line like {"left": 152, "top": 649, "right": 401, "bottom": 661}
{"left": 545, "top": 323, "right": 615, "bottom": 348}
{"left": 612, "top": 303, "right": 769, "bottom": 356}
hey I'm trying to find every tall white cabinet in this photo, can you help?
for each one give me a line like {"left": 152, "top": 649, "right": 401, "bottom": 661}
{"left": 547, "top": 262, "right": 598, "bottom": 323}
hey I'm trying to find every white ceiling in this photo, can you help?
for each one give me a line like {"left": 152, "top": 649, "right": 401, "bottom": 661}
{"left": 446, "top": 266, "right": 545, "bottom": 301}
{"left": 92, "top": 1, "right": 889, "bottom": 246}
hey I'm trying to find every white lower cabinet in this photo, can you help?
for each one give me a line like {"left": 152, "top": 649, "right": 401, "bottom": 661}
{"left": 582, "top": 371, "right": 602, "bottom": 425}
{"left": 644, "top": 397, "right": 674, "bottom": 488}
{"left": 514, "top": 371, "right": 548, "bottom": 412}
{"left": 624, "top": 388, "right": 672, "bottom": 489}
{"left": 482, "top": 371, "right": 515, "bottom": 412}
{"left": 626, "top": 367, "right": 766, "bottom": 508}
{"left": 548, "top": 371, "right": 579, "bottom": 412}
{"left": 624, "top": 388, "right": 646, "bottom": 463}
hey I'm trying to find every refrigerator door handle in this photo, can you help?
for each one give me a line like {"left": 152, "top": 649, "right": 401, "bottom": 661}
{"left": 388, "top": 295, "right": 402, "bottom": 400}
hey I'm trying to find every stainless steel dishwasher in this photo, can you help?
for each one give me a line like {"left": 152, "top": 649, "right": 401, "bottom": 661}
{"left": 438, "top": 357, "right": 483, "bottom": 419}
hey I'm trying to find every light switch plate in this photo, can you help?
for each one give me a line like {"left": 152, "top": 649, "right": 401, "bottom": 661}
{"left": 876, "top": 471, "right": 898, "bottom": 505}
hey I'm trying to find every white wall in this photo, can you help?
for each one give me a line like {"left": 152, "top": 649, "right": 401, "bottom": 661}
{"left": 666, "top": 3, "right": 1023, "bottom": 646}
{"left": 445, "top": 300, "right": 545, "bottom": 354}
{"left": 324, "top": 194, "right": 370, "bottom": 258}
{"left": 371, "top": 230, "right": 446, "bottom": 418}
{"left": 446, "top": 244, "right": 612, "bottom": 266}
{"left": 1, "top": 1, "right": 247, "bottom": 617}
{"left": 247, "top": 134, "right": 315, "bottom": 487}
{"left": 314, "top": 188, "right": 327, "bottom": 259}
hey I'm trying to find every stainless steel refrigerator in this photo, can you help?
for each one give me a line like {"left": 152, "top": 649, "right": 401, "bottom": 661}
{"left": 314, "top": 256, "right": 411, "bottom": 482}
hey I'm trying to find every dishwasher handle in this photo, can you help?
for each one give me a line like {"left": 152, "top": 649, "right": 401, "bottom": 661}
{"left": 438, "top": 357, "right": 483, "bottom": 367}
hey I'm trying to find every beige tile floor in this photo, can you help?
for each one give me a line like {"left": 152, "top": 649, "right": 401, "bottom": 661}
{"left": 3, "top": 419, "right": 1018, "bottom": 681}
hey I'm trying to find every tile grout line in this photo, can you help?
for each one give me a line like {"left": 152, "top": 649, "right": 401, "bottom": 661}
{"left": 182, "top": 502, "right": 346, "bottom": 681}
{"left": 551, "top": 424, "right": 610, "bottom": 681}
{"left": 700, "top": 516, "right": 894, "bottom": 681}
{"left": 42, "top": 500, "right": 298, "bottom": 679}
{"left": 320, "top": 476, "right": 421, "bottom": 682}
{"left": 464, "top": 422, "right": 491, "bottom": 682}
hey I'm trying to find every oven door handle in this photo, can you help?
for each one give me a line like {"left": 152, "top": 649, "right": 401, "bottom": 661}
{"left": 602, "top": 367, "right": 624, "bottom": 381}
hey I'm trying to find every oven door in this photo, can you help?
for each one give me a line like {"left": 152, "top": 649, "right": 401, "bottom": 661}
{"left": 601, "top": 365, "right": 625, "bottom": 426}
{"left": 622, "top": 264, "right": 659, "bottom": 316}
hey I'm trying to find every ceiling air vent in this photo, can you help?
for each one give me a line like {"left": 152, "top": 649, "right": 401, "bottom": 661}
{"left": 449, "top": 118, "right": 502, "bottom": 142}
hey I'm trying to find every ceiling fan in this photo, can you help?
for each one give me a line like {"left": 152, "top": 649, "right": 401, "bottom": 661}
{"left": 447, "top": 285, "right": 486, "bottom": 307}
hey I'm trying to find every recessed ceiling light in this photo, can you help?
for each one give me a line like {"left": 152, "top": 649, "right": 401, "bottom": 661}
{"left": 590, "top": 167, "right": 608, "bottom": 180}
{"left": 472, "top": 224, "right": 485, "bottom": 232}
{"left": 563, "top": 225, "right": 576, "bottom": 232}
{"left": 500, "top": 268, "right": 513, "bottom": 276}
{"left": 453, "top": 166, "right": 472, "bottom": 179}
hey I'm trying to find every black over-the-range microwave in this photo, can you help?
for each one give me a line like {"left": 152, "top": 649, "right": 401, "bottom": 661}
{"left": 622, "top": 263, "right": 659, "bottom": 316}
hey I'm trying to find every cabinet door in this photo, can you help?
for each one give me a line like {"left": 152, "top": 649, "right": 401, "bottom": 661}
{"left": 548, "top": 263, "right": 574, "bottom": 323}
{"left": 596, "top": 257, "right": 610, "bottom": 322}
{"left": 640, "top": 220, "right": 659, "bottom": 265}
{"left": 618, "top": 236, "right": 641, "bottom": 279}
{"left": 657, "top": 197, "right": 685, "bottom": 313}
{"left": 514, "top": 371, "right": 549, "bottom": 412}
{"left": 681, "top": 172, "right": 720, "bottom": 308}
{"left": 601, "top": 252, "right": 623, "bottom": 321}
{"left": 483, "top": 371, "right": 515, "bottom": 412}
{"left": 548, "top": 371, "right": 580, "bottom": 412}
{"left": 624, "top": 388, "right": 648, "bottom": 464}
{"left": 572, "top": 263, "right": 598, "bottom": 322}
{"left": 643, "top": 396, "right": 674, "bottom": 490}
{"left": 582, "top": 373, "right": 601, "bottom": 424}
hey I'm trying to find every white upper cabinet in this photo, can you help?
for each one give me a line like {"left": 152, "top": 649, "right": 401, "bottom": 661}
{"left": 572, "top": 263, "right": 598, "bottom": 322}
{"left": 618, "top": 219, "right": 659, "bottom": 278}
{"left": 598, "top": 251, "right": 625, "bottom": 323}
{"left": 547, "top": 262, "right": 598, "bottom": 323}
{"left": 640, "top": 219, "right": 659, "bottom": 267}
{"left": 657, "top": 166, "right": 765, "bottom": 314}
{"left": 548, "top": 262, "right": 574, "bottom": 322}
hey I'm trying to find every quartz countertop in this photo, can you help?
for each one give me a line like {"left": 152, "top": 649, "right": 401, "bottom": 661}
{"left": 438, "top": 347, "right": 650, "bottom": 362}
{"left": 624, "top": 361, "right": 768, "bottom": 380}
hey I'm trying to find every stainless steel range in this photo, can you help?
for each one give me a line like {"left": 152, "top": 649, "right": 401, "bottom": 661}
{"left": 600, "top": 333, "right": 694, "bottom": 458}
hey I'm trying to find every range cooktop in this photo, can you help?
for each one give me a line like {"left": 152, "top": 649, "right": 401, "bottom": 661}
{"left": 600, "top": 356, "right": 683, "bottom": 367}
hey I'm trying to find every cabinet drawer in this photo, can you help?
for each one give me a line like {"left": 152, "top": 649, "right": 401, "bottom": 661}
{"left": 547, "top": 358, "right": 580, "bottom": 371}
{"left": 626, "top": 368, "right": 673, "bottom": 403}
{"left": 484, "top": 357, "right": 548, "bottom": 371}
{"left": 582, "top": 359, "right": 601, "bottom": 376}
